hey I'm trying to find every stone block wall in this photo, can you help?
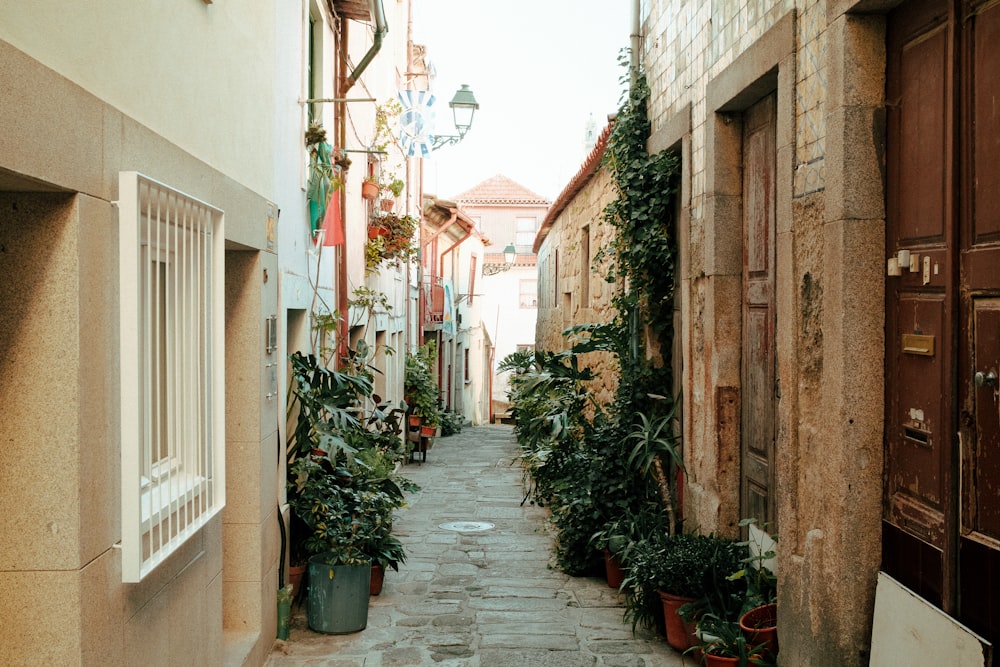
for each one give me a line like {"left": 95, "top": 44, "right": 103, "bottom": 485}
{"left": 638, "top": 0, "right": 890, "bottom": 664}
{"left": 536, "top": 165, "right": 619, "bottom": 409}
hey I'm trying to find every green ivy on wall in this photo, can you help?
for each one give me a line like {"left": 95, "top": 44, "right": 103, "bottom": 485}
{"left": 599, "top": 59, "right": 681, "bottom": 414}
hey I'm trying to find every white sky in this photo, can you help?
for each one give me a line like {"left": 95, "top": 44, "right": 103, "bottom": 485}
{"left": 410, "top": 0, "right": 631, "bottom": 201}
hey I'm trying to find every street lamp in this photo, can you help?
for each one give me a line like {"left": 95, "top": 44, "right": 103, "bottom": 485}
{"left": 483, "top": 243, "right": 517, "bottom": 276}
{"left": 431, "top": 84, "right": 480, "bottom": 150}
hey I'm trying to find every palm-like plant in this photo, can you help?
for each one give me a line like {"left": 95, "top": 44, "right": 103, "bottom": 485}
{"left": 625, "top": 396, "right": 684, "bottom": 535}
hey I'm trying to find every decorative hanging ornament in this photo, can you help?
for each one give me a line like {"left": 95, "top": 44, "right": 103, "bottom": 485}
{"left": 398, "top": 89, "right": 436, "bottom": 158}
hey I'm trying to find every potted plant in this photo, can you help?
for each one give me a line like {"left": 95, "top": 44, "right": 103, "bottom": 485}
{"left": 286, "top": 456, "right": 373, "bottom": 634}
{"left": 404, "top": 342, "right": 442, "bottom": 438}
{"left": 692, "top": 613, "right": 770, "bottom": 666}
{"left": 365, "top": 531, "right": 407, "bottom": 596}
{"left": 285, "top": 342, "right": 417, "bottom": 633}
{"left": 591, "top": 507, "right": 670, "bottom": 590}
{"left": 351, "top": 446, "right": 418, "bottom": 594}
{"left": 386, "top": 177, "right": 405, "bottom": 198}
{"left": 731, "top": 518, "right": 778, "bottom": 659}
{"left": 362, "top": 175, "right": 379, "bottom": 200}
{"left": 621, "top": 533, "right": 744, "bottom": 652}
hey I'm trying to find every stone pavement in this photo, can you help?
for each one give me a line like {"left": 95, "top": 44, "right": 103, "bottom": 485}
{"left": 265, "top": 425, "right": 690, "bottom": 667}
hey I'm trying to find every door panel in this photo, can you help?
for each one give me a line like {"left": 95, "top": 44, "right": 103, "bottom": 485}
{"left": 885, "top": 0, "right": 955, "bottom": 559}
{"left": 958, "top": 0, "right": 1000, "bottom": 643}
{"left": 967, "top": 302, "right": 1000, "bottom": 540}
{"left": 886, "top": 0, "right": 1000, "bottom": 645}
{"left": 741, "top": 93, "right": 777, "bottom": 529}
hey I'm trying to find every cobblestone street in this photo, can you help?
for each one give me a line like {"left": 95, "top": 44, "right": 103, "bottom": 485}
{"left": 265, "top": 424, "right": 689, "bottom": 667}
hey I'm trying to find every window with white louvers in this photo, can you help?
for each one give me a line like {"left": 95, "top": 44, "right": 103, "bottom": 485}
{"left": 117, "top": 172, "right": 225, "bottom": 583}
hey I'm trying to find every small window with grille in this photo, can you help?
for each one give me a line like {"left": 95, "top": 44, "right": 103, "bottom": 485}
{"left": 118, "top": 172, "right": 225, "bottom": 583}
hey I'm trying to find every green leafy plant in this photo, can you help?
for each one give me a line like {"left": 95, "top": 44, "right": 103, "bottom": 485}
{"left": 404, "top": 341, "right": 442, "bottom": 428}
{"left": 691, "top": 613, "right": 771, "bottom": 666}
{"left": 620, "top": 533, "right": 744, "bottom": 632}
{"left": 439, "top": 409, "right": 464, "bottom": 436}
{"left": 285, "top": 349, "right": 418, "bottom": 569}
{"left": 386, "top": 177, "right": 405, "bottom": 198}
{"left": 365, "top": 213, "right": 418, "bottom": 270}
{"left": 728, "top": 518, "right": 778, "bottom": 615}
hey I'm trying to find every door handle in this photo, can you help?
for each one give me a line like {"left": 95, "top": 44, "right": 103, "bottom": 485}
{"left": 974, "top": 370, "right": 998, "bottom": 388}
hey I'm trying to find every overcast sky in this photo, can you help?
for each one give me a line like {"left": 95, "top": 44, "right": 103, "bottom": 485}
{"left": 410, "top": 0, "right": 631, "bottom": 201}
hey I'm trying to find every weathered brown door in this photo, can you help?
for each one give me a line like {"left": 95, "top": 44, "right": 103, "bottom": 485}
{"left": 885, "top": 0, "right": 1000, "bottom": 644}
{"left": 958, "top": 0, "right": 1000, "bottom": 639}
{"left": 741, "top": 93, "right": 777, "bottom": 529}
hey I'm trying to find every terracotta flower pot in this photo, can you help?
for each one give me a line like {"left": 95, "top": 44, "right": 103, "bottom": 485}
{"left": 739, "top": 602, "right": 778, "bottom": 658}
{"left": 703, "top": 650, "right": 740, "bottom": 666}
{"left": 368, "top": 225, "right": 389, "bottom": 239}
{"left": 370, "top": 564, "right": 385, "bottom": 596}
{"left": 603, "top": 549, "right": 625, "bottom": 589}
{"left": 361, "top": 180, "right": 379, "bottom": 200}
{"left": 408, "top": 414, "right": 422, "bottom": 427}
{"left": 420, "top": 425, "right": 437, "bottom": 438}
{"left": 380, "top": 198, "right": 394, "bottom": 212}
{"left": 288, "top": 563, "right": 306, "bottom": 598}
{"left": 658, "top": 590, "right": 698, "bottom": 652}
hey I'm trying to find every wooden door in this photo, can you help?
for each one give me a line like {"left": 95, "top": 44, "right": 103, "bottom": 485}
{"left": 958, "top": 0, "right": 1000, "bottom": 640}
{"left": 885, "top": 0, "right": 1000, "bottom": 644}
{"left": 741, "top": 93, "right": 778, "bottom": 529}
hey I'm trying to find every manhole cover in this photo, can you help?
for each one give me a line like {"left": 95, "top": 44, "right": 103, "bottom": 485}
{"left": 439, "top": 521, "right": 495, "bottom": 533}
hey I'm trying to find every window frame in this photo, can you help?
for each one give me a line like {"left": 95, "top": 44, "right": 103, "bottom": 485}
{"left": 118, "top": 171, "right": 226, "bottom": 583}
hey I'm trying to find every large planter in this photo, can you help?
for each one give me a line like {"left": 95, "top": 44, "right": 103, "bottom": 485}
{"left": 603, "top": 549, "right": 625, "bottom": 589}
{"left": 739, "top": 602, "right": 778, "bottom": 658}
{"left": 307, "top": 555, "right": 371, "bottom": 634}
{"left": 658, "top": 590, "right": 698, "bottom": 652}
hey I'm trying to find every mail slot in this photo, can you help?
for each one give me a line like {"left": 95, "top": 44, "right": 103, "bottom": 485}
{"left": 902, "top": 333, "right": 935, "bottom": 356}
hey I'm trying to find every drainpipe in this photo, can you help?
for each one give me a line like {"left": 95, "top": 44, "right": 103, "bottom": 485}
{"left": 630, "top": 0, "right": 641, "bottom": 79}
{"left": 335, "top": 0, "right": 387, "bottom": 367}
{"left": 439, "top": 210, "right": 472, "bottom": 278}
{"left": 346, "top": 0, "right": 388, "bottom": 92}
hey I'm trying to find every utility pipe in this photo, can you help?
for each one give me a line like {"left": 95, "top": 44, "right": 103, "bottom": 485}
{"left": 631, "top": 0, "right": 641, "bottom": 78}
{"left": 438, "top": 210, "right": 472, "bottom": 278}
{"left": 345, "top": 0, "right": 388, "bottom": 91}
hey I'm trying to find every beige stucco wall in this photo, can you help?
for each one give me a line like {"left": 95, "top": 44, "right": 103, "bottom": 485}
{"left": 642, "top": 0, "right": 890, "bottom": 663}
{"left": 0, "top": 35, "right": 278, "bottom": 665}
{"left": 536, "top": 166, "right": 620, "bottom": 408}
{"left": 0, "top": 0, "right": 281, "bottom": 199}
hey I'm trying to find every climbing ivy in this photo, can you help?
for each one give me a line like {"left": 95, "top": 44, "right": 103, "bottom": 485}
{"left": 599, "top": 59, "right": 681, "bottom": 412}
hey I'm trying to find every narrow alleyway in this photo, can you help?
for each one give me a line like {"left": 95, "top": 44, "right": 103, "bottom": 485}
{"left": 266, "top": 424, "right": 689, "bottom": 667}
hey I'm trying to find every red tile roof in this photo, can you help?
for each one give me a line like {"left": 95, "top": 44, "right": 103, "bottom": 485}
{"left": 455, "top": 175, "right": 551, "bottom": 206}
{"left": 533, "top": 120, "right": 614, "bottom": 253}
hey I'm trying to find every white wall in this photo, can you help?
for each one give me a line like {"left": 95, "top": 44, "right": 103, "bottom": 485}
{"left": 480, "top": 264, "right": 538, "bottom": 408}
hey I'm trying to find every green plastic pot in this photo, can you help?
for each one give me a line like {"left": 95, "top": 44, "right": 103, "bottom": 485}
{"left": 307, "top": 555, "right": 371, "bottom": 634}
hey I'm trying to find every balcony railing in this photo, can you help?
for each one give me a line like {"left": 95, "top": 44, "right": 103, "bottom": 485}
{"left": 421, "top": 276, "right": 445, "bottom": 326}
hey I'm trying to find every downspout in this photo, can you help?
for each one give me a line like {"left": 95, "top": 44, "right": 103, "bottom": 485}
{"left": 335, "top": 0, "right": 387, "bottom": 366}
{"left": 345, "top": 0, "right": 388, "bottom": 92}
{"left": 630, "top": 0, "right": 641, "bottom": 80}
{"left": 438, "top": 210, "right": 472, "bottom": 277}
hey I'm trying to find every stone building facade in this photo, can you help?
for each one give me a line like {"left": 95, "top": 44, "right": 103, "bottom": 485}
{"left": 535, "top": 124, "right": 621, "bottom": 409}
{"left": 635, "top": 0, "right": 1000, "bottom": 663}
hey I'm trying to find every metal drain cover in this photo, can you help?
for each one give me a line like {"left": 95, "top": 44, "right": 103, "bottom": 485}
{"left": 439, "top": 521, "right": 495, "bottom": 533}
